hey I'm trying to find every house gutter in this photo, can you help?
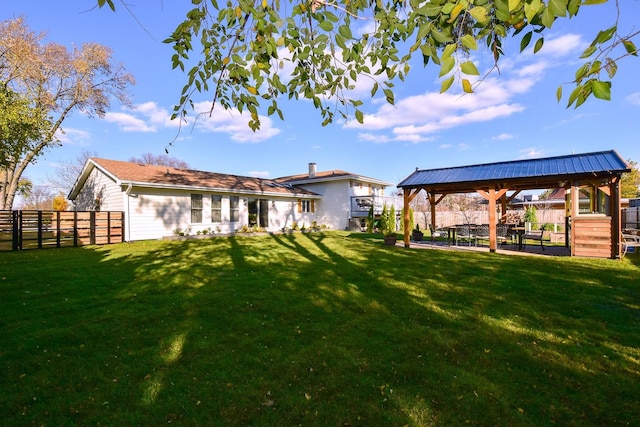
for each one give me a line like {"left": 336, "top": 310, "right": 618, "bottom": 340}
{"left": 125, "top": 183, "right": 133, "bottom": 241}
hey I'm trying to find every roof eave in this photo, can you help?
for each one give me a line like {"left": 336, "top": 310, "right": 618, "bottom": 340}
{"left": 120, "top": 181, "right": 321, "bottom": 198}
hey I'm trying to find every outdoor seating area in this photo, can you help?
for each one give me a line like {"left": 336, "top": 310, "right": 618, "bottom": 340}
{"left": 413, "top": 222, "right": 568, "bottom": 256}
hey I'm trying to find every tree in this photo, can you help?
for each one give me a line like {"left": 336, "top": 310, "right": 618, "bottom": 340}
{"left": 1, "top": 83, "right": 51, "bottom": 206}
{"left": 98, "top": 0, "right": 637, "bottom": 130}
{"left": 621, "top": 159, "right": 640, "bottom": 199}
{"left": 20, "top": 184, "right": 55, "bottom": 210}
{"left": 47, "top": 150, "right": 98, "bottom": 198}
{"left": 129, "top": 153, "right": 190, "bottom": 169}
{"left": 0, "top": 17, "right": 134, "bottom": 210}
{"left": 52, "top": 193, "right": 69, "bottom": 211}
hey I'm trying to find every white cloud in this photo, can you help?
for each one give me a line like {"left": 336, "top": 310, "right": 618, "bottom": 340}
{"left": 134, "top": 102, "right": 181, "bottom": 128}
{"left": 358, "top": 133, "right": 392, "bottom": 144}
{"left": 517, "top": 61, "right": 549, "bottom": 78}
{"left": 248, "top": 170, "right": 270, "bottom": 178}
{"left": 55, "top": 127, "right": 91, "bottom": 145}
{"left": 492, "top": 133, "right": 515, "bottom": 141}
{"left": 103, "top": 101, "right": 281, "bottom": 142}
{"left": 625, "top": 92, "right": 640, "bottom": 105}
{"left": 353, "top": 77, "right": 527, "bottom": 143}
{"left": 192, "top": 101, "right": 281, "bottom": 143}
{"left": 103, "top": 112, "right": 155, "bottom": 132}
{"left": 519, "top": 148, "right": 545, "bottom": 158}
{"left": 539, "top": 34, "right": 584, "bottom": 57}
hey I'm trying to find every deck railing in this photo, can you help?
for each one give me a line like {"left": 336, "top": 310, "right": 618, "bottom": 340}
{"left": 0, "top": 210, "right": 124, "bottom": 251}
{"left": 350, "top": 196, "right": 402, "bottom": 216}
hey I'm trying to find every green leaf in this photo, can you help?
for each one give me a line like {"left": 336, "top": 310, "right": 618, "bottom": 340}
{"left": 468, "top": 6, "right": 488, "bottom": 23}
{"left": 417, "top": 22, "right": 432, "bottom": 40}
{"left": 461, "top": 35, "right": 478, "bottom": 51}
{"left": 338, "top": 25, "right": 352, "bottom": 40}
{"left": 575, "top": 62, "right": 589, "bottom": 81}
{"left": 556, "top": 85, "right": 562, "bottom": 103}
{"left": 355, "top": 109, "right": 364, "bottom": 124}
{"left": 371, "top": 82, "right": 379, "bottom": 97}
{"left": 520, "top": 31, "right": 532, "bottom": 52}
{"left": 415, "top": 5, "right": 442, "bottom": 17}
{"left": 592, "top": 26, "right": 617, "bottom": 46}
{"left": 533, "top": 37, "right": 544, "bottom": 53}
{"left": 440, "top": 75, "right": 455, "bottom": 93}
{"left": 524, "top": 0, "right": 541, "bottom": 22}
{"left": 383, "top": 88, "right": 395, "bottom": 105}
{"left": 566, "top": 84, "right": 586, "bottom": 108}
{"left": 580, "top": 45, "right": 597, "bottom": 59}
{"left": 541, "top": 7, "right": 554, "bottom": 27}
{"left": 431, "top": 30, "right": 452, "bottom": 44}
{"left": 318, "top": 20, "right": 333, "bottom": 32}
{"left": 442, "top": 44, "right": 456, "bottom": 60}
{"left": 324, "top": 11, "right": 339, "bottom": 22}
{"left": 591, "top": 80, "right": 611, "bottom": 100}
{"left": 460, "top": 61, "right": 480, "bottom": 76}
{"left": 548, "top": 0, "right": 567, "bottom": 16}
{"left": 623, "top": 40, "right": 638, "bottom": 56}
{"left": 439, "top": 57, "right": 455, "bottom": 77}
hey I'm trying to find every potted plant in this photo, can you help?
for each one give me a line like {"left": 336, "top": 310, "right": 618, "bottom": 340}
{"left": 381, "top": 204, "right": 397, "bottom": 246}
{"left": 412, "top": 223, "right": 423, "bottom": 242}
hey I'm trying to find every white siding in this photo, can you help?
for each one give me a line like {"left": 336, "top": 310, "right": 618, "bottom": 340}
{"left": 74, "top": 168, "right": 123, "bottom": 212}
{"left": 122, "top": 189, "right": 315, "bottom": 240}
{"left": 296, "top": 181, "right": 352, "bottom": 230}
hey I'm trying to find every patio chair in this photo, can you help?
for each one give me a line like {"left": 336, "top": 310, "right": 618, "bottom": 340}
{"left": 455, "top": 224, "right": 476, "bottom": 246}
{"left": 496, "top": 223, "right": 515, "bottom": 247}
{"left": 622, "top": 232, "right": 640, "bottom": 257}
{"left": 474, "top": 224, "right": 490, "bottom": 246}
{"left": 523, "top": 229, "right": 550, "bottom": 251}
{"left": 429, "top": 224, "right": 447, "bottom": 244}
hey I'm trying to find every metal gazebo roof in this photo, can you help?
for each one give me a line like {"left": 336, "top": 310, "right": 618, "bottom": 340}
{"left": 397, "top": 150, "right": 630, "bottom": 193}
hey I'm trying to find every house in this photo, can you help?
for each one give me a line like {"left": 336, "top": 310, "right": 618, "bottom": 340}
{"left": 68, "top": 158, "right": 394, "bottom": 241}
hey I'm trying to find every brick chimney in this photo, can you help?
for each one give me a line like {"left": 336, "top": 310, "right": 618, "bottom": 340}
{"left": 308, "top": 162, "right": 316, "bottom": 178}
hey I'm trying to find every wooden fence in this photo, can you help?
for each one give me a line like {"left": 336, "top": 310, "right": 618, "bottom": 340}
{"left": 0, "top": 210, "right": 124, "bottom": 251}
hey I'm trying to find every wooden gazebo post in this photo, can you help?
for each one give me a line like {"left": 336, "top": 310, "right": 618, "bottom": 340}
{"left": 610, "top": 177, "right": 622, "bottom": 259}
{"left": 477, "top": 188, "right": 508, "bottom": 253}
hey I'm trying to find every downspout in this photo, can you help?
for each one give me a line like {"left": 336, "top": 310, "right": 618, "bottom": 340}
{"left": 125, "top": 183, "right": 133, "bottom": 242}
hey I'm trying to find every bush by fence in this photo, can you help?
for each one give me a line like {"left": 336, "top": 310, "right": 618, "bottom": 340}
{"left": 0, "top": 210, "right": 124, "bottom": 251}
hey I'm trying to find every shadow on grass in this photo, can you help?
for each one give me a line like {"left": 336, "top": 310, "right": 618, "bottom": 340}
{"left": 1, "top": 231, "right": 639, "bottom": 426}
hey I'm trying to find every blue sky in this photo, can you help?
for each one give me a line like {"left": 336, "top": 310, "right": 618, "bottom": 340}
{"left": 3, "top": 1, "right": 640, "bottom": 195}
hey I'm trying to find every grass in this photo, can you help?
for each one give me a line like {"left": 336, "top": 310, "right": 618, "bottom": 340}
{"left": 1, "top": 231, "right": 639, "bottom": 426}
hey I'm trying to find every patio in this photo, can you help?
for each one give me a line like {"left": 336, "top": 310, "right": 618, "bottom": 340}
{"left": 402, "top": 237, "right": 571, "bottom": 257}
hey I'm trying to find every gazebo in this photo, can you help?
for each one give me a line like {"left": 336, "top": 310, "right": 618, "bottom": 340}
{"left": 397, "top": 150, "right": 631, "bottom": 259}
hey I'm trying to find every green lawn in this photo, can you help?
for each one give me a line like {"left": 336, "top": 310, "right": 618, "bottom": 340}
{"left": 1, "top": 231, "right": 639, "bottom": 426}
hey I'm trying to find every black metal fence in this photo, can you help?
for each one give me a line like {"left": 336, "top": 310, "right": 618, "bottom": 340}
{"left": 0, "top": 210, "right": 124, "bottom": 251}
{"left": 623, "top": 207, "right": 640, "bottom": 230}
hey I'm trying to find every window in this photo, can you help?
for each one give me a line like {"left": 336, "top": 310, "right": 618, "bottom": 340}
{"left": 230, "top": 196, "right": 240, "bottom": 222}
{"left": 191, "top": 194, "right": 203, "bottom": 223}
{"left": 298, "top": 199, "right": 314, "bottom": 213}
{"left": 211, "top": 195, "right": 222, "bottom": 222}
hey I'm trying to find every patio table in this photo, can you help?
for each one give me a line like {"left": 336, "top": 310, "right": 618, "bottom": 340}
{"left": 511, "top": 226, "right": 526, "bottom": 250}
